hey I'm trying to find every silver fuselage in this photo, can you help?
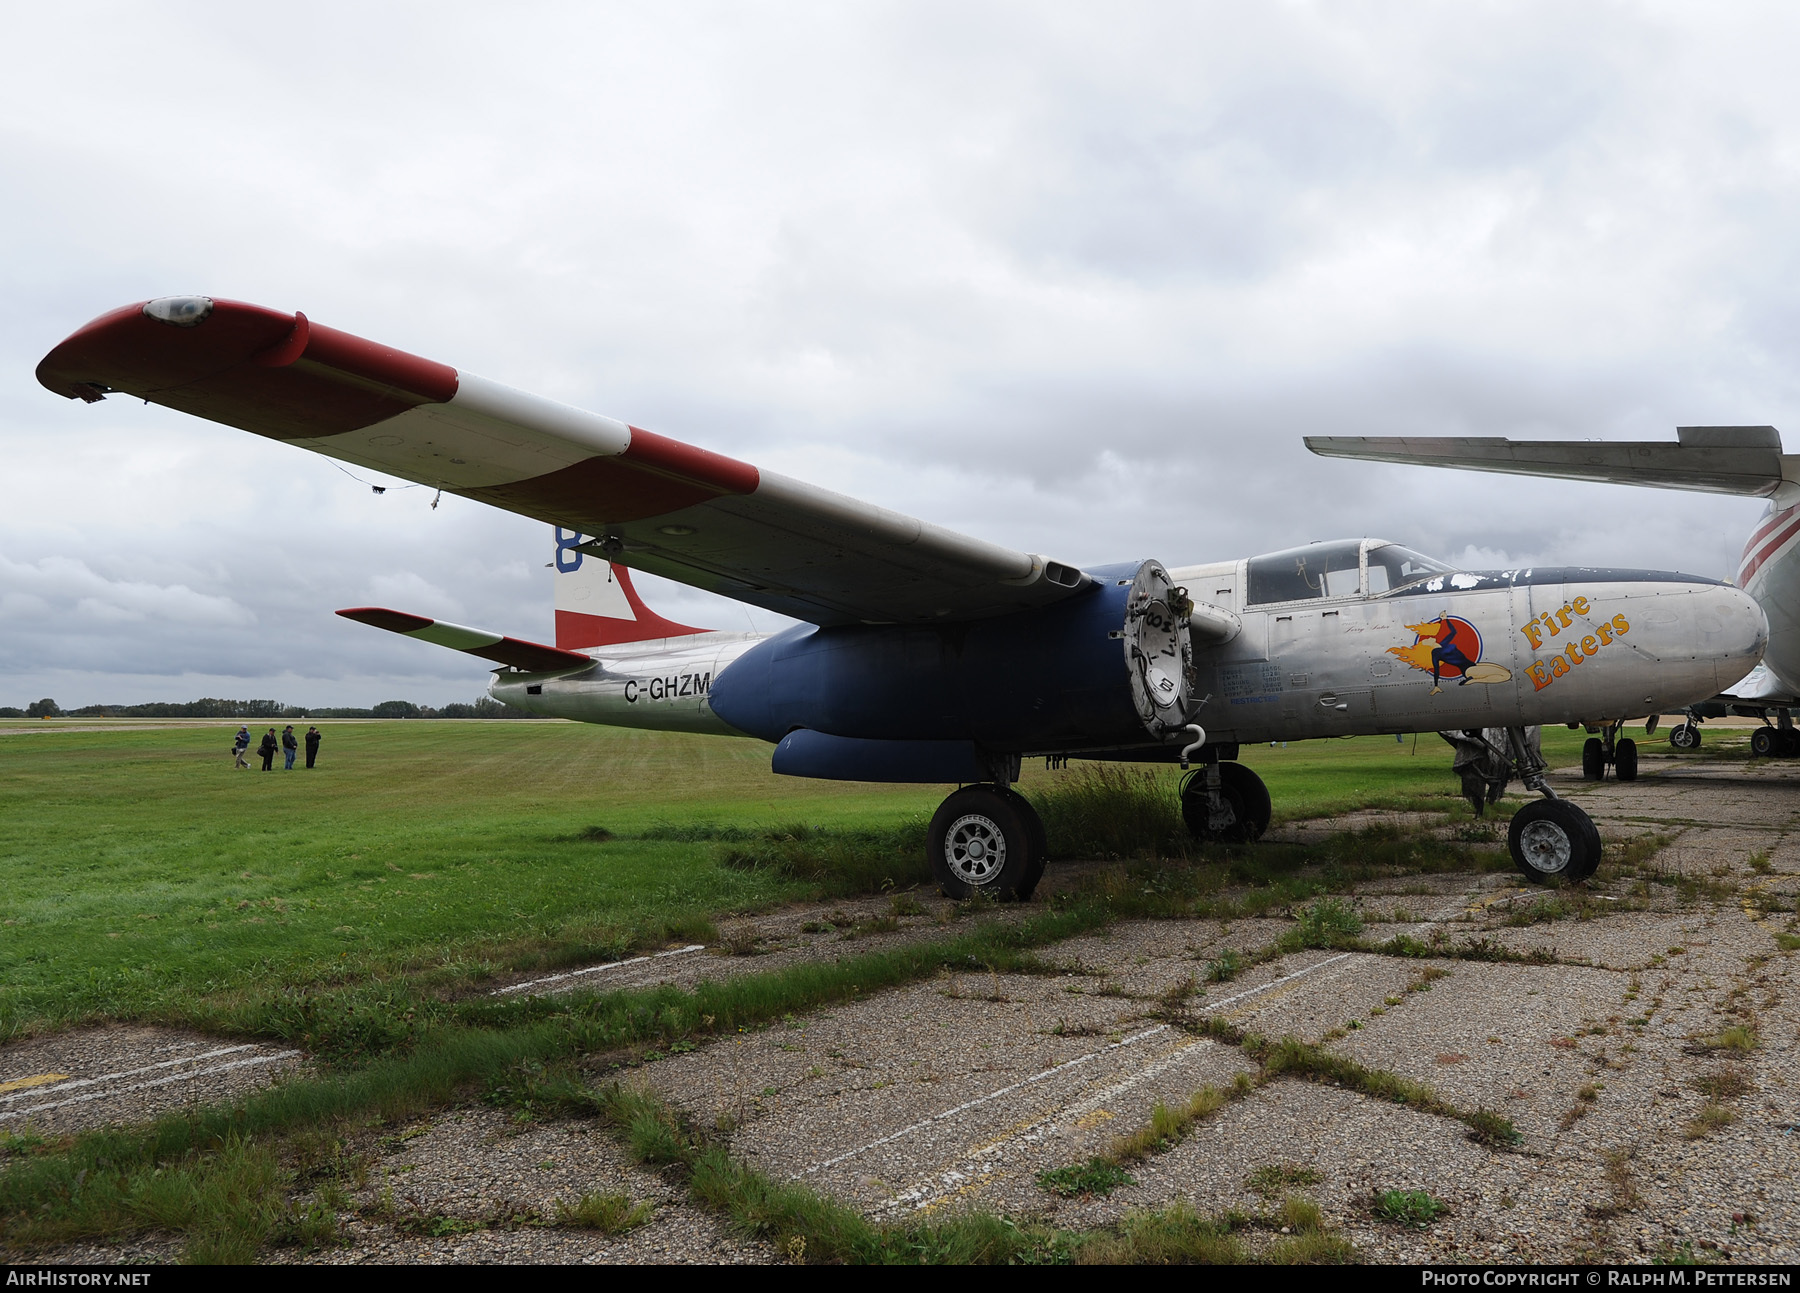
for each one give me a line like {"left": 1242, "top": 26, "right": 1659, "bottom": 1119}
{"left": 489, "top": 554, "right": 1765, "bottom": 755}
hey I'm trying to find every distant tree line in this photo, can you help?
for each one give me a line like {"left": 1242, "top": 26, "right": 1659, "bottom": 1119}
{"left": 1, "top": 696, "right": 539, "bottom": 720}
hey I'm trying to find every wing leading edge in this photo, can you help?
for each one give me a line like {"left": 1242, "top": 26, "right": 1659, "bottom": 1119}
{"left": 1305, "top": 428, "right": 1790, "bottom": 497}
{"left": 39, "top": 297, "right": 1088, "bottom": 628}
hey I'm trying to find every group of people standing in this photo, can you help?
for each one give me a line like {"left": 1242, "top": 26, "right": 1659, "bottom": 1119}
{"left": 232, "top": 724, "right": 322, "bottom": 771}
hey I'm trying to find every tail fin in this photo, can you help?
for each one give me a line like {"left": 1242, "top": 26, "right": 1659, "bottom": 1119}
{"left": 553, "top": 528, "right": 707, "bottom": 649}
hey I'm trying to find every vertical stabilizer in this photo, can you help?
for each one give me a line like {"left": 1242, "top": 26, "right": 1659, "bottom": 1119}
{"left": 552, "top": 528, "right": 707, "bottom": 648}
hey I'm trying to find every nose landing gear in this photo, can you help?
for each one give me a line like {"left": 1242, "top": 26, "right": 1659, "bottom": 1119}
{"left": 1506, "top": 725, "right": 1601, "bottom": 884}
{"left": 1178, "top": 754, "right": 1272, "bottom": 843}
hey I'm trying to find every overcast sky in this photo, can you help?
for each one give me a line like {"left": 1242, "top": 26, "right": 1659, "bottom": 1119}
{"left": 5, "top": 2, "right": 1799, "bottom": 707}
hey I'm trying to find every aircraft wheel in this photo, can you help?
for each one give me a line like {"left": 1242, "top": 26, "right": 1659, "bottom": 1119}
{"left": 998, "top": 788, "right": 1049, "bottom": 900}
{"left": 1668, "top": 723, "right": 1700, "bottom": 751}
{"left": 929, "top": 787, "right": 1035, "bottom": 901}
{"left": 1779, "top": 730, "right": 1800, "bottom": 759}
{"left": 1508, "top": 799, "right": 1602, "bottom": 885}
{"left": 1615, "top": 738, "right": 1639, "bottom": 782}
{"left": 1581, "top": 738, "right": 1606, "bottom": 780}
{"left": 1180, "top": 762, "right": 1270, "bottom": 843}
{"left": 1751, "top": 727, "right": 1778, "bottom": 759}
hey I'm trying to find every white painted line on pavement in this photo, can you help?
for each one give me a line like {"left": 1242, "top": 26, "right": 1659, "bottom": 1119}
{"left": 0, "top": 1044, "right": 261, "bottom": 1106}
{"left": 0, "top": 1051, "right": 301, "bottom": 1122}
{"left": 796, "top": 1025, "right": 1171, "bottom": 1178}
{"left": 493, "top": 944, "right": 707, "bottom": 995}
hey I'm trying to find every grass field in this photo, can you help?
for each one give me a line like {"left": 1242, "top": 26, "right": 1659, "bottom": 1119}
{"left": 0, "top": 716, "right": 1735, "bottom": 1262}
{"left": 0, "top": 718, "right": 1640, "bottom": 1040}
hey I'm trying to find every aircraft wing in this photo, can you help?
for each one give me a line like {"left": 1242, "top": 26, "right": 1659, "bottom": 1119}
{"left": 1305, "top": 428, "right": 1790, "bottom": 497}
{"left": 337, "top": 608, "right": 594, "bottom": 672}
{"left": 38, "top": 297, "right": 1088, "bottom": 628}
{"left": 1717, "top": 663, "right": 1800, "bottom": 707}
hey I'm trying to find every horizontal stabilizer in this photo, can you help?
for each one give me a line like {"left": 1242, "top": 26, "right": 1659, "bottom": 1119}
{"left": 337, "top": 607, "right": 593, "bottom": 672}
{"left": 1305, "top": 429, "right": 1788, "bottom": 497}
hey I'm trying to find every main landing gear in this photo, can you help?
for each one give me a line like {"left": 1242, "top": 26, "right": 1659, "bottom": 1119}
{"left": 927, "top": 785, "right": 1048, "bottom": 901}
{"left": 1505, "top": 726, "right": 1601, "bottom": 885}
{"left": 1749, "top": 713, "right": 1800, "bottom": 759}
{"left": 1580, "top": 721, "right": 1638, "bottom": 783}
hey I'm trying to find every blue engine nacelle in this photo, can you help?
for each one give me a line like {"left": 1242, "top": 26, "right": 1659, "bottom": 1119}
{"left": 708, "top": 560, "right": 1195, "bottom": 780}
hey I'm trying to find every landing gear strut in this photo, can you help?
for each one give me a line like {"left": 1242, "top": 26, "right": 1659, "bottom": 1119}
{"left": 1505, "top": 726, "right": 1601, "bottom": 885}
{"left": 1581, "top": 721, "right": 1638, "bottom": 782}
{"left": 927, "top": 784, "right": 1048, "bottom": 901}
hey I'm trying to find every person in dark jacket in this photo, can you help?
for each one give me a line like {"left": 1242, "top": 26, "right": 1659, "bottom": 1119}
{"left": 258, "top": 727, "right": 278, "bottom": 771}
{"left": 304, "top": 725, "right": 322, "bottom": 769}
{"left": 281, "top": 725, "right": 298, "bottom": 770}
{"left": 232, "top": 726, "right": 251, "bottom": 770}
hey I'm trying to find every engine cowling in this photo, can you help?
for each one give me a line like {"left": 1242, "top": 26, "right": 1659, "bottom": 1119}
{"left": 707, "top": 560, "right": 1196, "bottom": 775}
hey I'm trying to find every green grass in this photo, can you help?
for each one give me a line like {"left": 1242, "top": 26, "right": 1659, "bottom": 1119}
{"left": 0, "top": 722, "right": 1539, "bottom": 1039}
{"left": 0, "top": 720, "right": 947, "bottom": 1038}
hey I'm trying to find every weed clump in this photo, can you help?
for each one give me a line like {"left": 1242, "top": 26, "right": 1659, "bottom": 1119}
{"left": 1373, "top": 1189, "right": 1445, "bottom": 1227}
{"left": 1692, "top": 1067, "right": 1752, "bottom": 1102}
{"left": 1245, "top": 1164, "right": 1322, "bottom": 1200}
{"left": 1283, "top": 899, "right": 1363, "bottom": 951}
{"left": 553, "top": 1191, "right": 653, "bottom": 1233}
{"left": 1684, "top": 1103, "right": 1738, "bottom": 1139}
{"left": 1691, "top": 1026, "right": 1759, "bottom": 1054}
{"left": 1464, "top": 1107, "right": 1525, "bottom": 1148}
{"left": 1037, "top": 1158, "right": 1135, "bottom": 1199}
{"left": 1076, "top": 1204, "right": 1249, "bottom": 1265}
{"left": 1207, "top": 950, "right": 1244, "bottom": 982}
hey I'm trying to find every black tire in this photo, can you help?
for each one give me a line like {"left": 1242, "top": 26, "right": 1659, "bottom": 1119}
{"left": 998, "top": 788, "right": 1048, "bottom": 900}
{"left": 1669, "top": 723, "right": 1700, "bottom": 751}
{"left": 1508, "top": 799, "right": 1601, "bottom": 885}
{"left": 1582, "top": 737, "right": 1606, "bottom": 780}
{"left": 1751, "top": 727, "right": 1778, "bottom": 758}
{"left": 1615, "top": 738, "right": 1638, "bottom": 782}
{"left": 1180, "top": 762, "right": 1270, "bottom": 843}
{"left": 928, "top": 787, "right": 1034, "bottom": 901}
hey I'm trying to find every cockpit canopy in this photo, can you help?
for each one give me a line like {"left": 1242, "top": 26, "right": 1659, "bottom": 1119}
{"left": 1245, "top": 539, "right": 1453, "bottom": 606}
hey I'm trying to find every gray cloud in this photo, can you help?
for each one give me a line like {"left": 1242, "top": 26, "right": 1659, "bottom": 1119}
{"left": 1, "top": 2, "right": 1793, "bottom": 706}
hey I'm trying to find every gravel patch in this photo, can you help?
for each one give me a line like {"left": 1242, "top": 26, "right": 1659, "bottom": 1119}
{"left": 287, "top": 1105, "right": 769, "bottom": 1264}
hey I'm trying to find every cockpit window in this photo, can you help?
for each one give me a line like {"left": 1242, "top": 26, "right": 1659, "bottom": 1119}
{"left": 1365, "top": 543, "right": 1454, "bottom": 595}
{"left": 1245, "top": 540, "right": 1363, "bottom": 605}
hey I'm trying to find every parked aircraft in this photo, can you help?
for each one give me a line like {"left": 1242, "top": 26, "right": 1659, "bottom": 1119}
{"left": 38, "top": 298, "right": 1768, "bottom": 896}
{"left": 1307, "top": 428, "right": 1800, "bottom": 761}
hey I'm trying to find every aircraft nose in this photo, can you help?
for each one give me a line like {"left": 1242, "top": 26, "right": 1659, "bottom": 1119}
{"left": 1715, "top": 584, "right": 1769, "bottom": 680}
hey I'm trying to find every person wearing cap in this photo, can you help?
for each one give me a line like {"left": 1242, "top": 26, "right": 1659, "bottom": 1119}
{"left": 281, "top": 725, "right": 299, "bottom": 770}
{"left": 258, "top": 727, "right": 278, "bottom": 771}
{"left": 232, "top": 726, "right": 251, "bottom": 769}
{"left": 304, "top": 725, "right": 323, "bottom": 769}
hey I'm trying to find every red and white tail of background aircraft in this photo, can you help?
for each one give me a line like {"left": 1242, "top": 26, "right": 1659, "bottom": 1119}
{"left": 38, "top": 297, "right": 1768, "bottom": 895}
{"left": 1308, "top": 428, "right": 1800, "bottom": 762}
